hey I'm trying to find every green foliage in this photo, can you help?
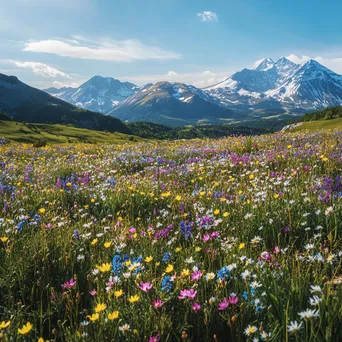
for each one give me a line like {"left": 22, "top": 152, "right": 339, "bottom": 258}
{"left": 301, "top": 106, "right": 342, "bottom": 122}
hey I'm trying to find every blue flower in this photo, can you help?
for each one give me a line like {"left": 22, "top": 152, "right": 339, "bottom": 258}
{"left": 161, "top": 276, "right": 173, "bottom": 292}
{"left": 180, "top": 221, "right": 192, "bottom": 239}
{"left": 112, "top": 254, "right": 123, "bottom": 275}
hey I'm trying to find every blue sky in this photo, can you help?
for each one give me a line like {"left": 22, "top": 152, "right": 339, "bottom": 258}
{"left": 1, "top": 0, "right": 342, "bottom": 89}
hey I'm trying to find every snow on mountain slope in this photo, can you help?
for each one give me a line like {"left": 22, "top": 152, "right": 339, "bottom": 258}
{"left": 205, "top": 57, "right": 342, "bottom": 112}
{"left": 44, "top": 76, "right": 140, "bottom": 113}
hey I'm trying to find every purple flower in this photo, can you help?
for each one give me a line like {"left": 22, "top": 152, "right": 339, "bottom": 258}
{"left": 139, "top": 282, "right": 153, "bottom": 293}
{"left": 62, "top": 278, "right": 76, "bottom": 290}
{"left": 191, "top": 270, "right": 203, "bottom": 281}
{"left": 152, "top": 299, "right": 164, "bottom": 309}
{"left": 218, "top": 298, "right": 229, "bottom": 311}
{"left": 192, "top": 302, "right": 201, "bottom": 311}
{"left": 149, "top": 334, "right": 160, "bottom": 342}
{"left": 178, "top": 289, "right": 197, "bottom": 300}
{"left": 228, "top": 295, "right": 238, "bottom": 305}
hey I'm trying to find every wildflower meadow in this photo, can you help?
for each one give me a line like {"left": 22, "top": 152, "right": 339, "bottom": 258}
{"left": 0, "top": 130, "right": 341, "bottom": 341}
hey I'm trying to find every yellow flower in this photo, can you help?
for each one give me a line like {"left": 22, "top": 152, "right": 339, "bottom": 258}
{"left": 91, "top": 198, "right": 95, "bottom": 203}
{"left": 175, "top": 247, "right": 182, "bottom": 253}
{"left": 287, "top": 144, "right": 292, "bottom": 149}
{"left": 18, "top": 322, "right": 33, "bottom": 335}
{"left": 165, "top": 264, "right": 174, "bottom": 273}
{"left": 214, "top": 209, "right": 220, "bottom": 215}
{"left": 66, "top": 182, "right": 72, "bottom": 187}
{"left": 175, "top": 195, "right": 182, "bottom": 201}
{"left": 91, "top": 238, "right": 98, "bottom": 245}
{"left": 38, "top": 338, "right": 44, "bottom": 342}
{"left": 108, "top": 311, "right": 119, "bottom": 320}
{"left": 195, "top": 247, "right": 201, "bottom": 252}
{"left": 249, "top": 174, "right": 255, "bottom": 180}
{"left": 124, "top": 260, "right": 131, "bottom": 267}
{"left": 223, "top": 212, "right": 229, "bottom": 217}
{"left": 0, "top": 320, "right": 11, "bottom": 329}
{"left": 87, "top": 313, "right": 100, "bottom": 322}
{"left": 145, "top": 256, "right": 153, "bottom": 263}
{"left": 128, "top": 294, "right": 140, "bottom": 303}
{"left": 104, "top": 241, "right": 112, "bottom": 248}
{"left": 0, "top": 237, "right": 8, "bottom": 243}
{"left": 97, "top": 263, "right": 111, "bottom": 273}
{"left": 181, "top": 268, "right": 190, "bottom": 277}
{"left": 274, "top": 194, "right": 280, "bottom": 199}
{"left": 239, "top": 243, "right": 245, "bottom": 250}
{"left": 114, "top": 289, "right": 123, "bottom": 297}
{"left": 39, "top": 208, "right": 46, "bottom": 214}
{"left": 95, "top": 303, "right": 106, "bottom": 313}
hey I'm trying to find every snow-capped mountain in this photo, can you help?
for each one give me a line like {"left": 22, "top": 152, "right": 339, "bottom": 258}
{"left": 109, "top": 81, "right": 243, "bottom": 126}
{"left": 206, "top": 57, "right": 342, "bottom": 113}
{"left": 44, "top": 76, "right": 140, "bottom": 113}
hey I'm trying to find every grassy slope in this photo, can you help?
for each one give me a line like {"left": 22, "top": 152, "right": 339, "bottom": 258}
{"left": 0, "top": 121, "right": 146, "bottom": 144}
{"left": 291, "top": 117, "right": 342, "bottom": 132}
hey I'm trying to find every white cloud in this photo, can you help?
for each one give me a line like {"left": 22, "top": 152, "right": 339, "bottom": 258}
{"left": 124, "top": 70, "right": 228, "bottom": 88}
{"left": 286, "top": 54, "right": 342, "bottom": 74}
{"left": 23, "top": 37, "right": 182, "bottom": 62}
{"left": 197, "top": 11, "right": 218, "bottom": 22}
{"left": 52, "top": 81, "right": 79, "bottom": 88}
{"left": 167, "top": 71, "right": 178, "bottom": 76}
{"left": 11, "top": 61, "right": 71, "bottom": 78}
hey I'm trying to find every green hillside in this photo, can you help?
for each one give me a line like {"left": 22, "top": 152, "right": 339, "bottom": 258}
{"left": 0, "top": 120, "right": 145, "bottom": 144}
{"left": 291, "top": 117, "right": 342, "bottom": 132}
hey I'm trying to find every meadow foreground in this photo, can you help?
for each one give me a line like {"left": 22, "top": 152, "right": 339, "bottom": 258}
{"left": 0, "top": 131, "right": 341, "bottom": 341}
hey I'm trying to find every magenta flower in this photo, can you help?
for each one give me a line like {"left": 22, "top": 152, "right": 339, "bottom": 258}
{"left": 202, "top": 234, "right": 210, "bottom": 242}
{"left": 149, "top": 334, "right": 160, "bottom": 342}
{"left": 192, "top": 302, "right": 201, "bottom": 311}
{"left": 178, "top": 289, "right": 197, "bottom": 300}
{"left": 210, "top": 231, "right": 219, "bottom": 239}
{"left": 152, "top": 298, "right": 165, "bottom": 309}
{"left": 61, "top": 278, "right": 76, "bottom": 290}
{"left": 218, "top": 298, "right": 229, "bottom": 311}
{"left": 228, "top": 295, "right": 238, "bottom": 305}
{"left": 89, "top": 290, "right": 97, "bottom": 296}
{"left": 139, "top": 281, "right": 153, "bottom": 292}
{"left": 191, "top": 270, "right": 203, "bottom": 281}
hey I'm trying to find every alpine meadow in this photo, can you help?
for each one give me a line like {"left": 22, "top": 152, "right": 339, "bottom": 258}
{"left": 1, "top": 0, "right": 342, "bottom": 341}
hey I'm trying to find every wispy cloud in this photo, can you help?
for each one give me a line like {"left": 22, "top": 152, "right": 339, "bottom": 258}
{"left": 167, "top": 71, "right": 178, "bottom": 76}
{"left": 287, "top": 53, "right": 342, "bottom": 74}
{"left": 52, "top": 80, "right": 79, "bottom": 89}
{"left": 197, "top": 11, "right": 218, "bottom": 22}
{"left": 23, "top": 37, "right": 182, "bottom": 62}
{"left": 10, "top": 60, "right": 71, "bottom": 78}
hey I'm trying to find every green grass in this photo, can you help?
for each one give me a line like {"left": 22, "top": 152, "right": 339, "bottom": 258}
{"left": 0, "top": 120, "right": 147, "bottom": 144}
{"left": 291, "top": 117, "right": 342, "bottom": 132}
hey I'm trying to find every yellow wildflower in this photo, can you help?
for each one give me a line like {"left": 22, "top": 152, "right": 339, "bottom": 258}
{"left": 104, "top": 241, "right": 112, "bottom": 248}
{"left": 18, "top": 322, "right": 33, "bottom": 335}
{"left": 97, "top": 263, "right": 111, "bottom": 273}
{"left": 145, "top": 256, "right": 153, "bottom": 263}
{"left": 128, "top": 295, "right": 140, "bottom": 303}
{"left": 114, "top": 289, "right": 123, "bottom": 297}
{"left": 95, "top": 303, "right": 106, "bottom": 313}
{"left": 87, "top": 313, "right": 99, "bottom": 322}
{"left": 108, "top": 311, "right": 119, "bottom": 320}
{"left": 165, "top": 264, "right": 174, "bottom": 273}
{"left": 0, "top": 320, "right": 11, "bottom": 329}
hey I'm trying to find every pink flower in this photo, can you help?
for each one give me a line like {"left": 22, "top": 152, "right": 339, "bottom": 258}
{"left": 149, "top": 334, "right": 160, "bottom": 342}
{"left": 228, "top": 295, "right": 238, "bottom": 305}
{"left": 139, "top": 282, "right": 153, "bottom": 292}
{"left": 273, "top": 246, "right": 280, "bottom": 254}
{"left": 89, "top": 290, "right": 97, "bottom": 296}
{"left": 129, "top": 227, "right": 136, "bottom": 234}
{"left": 178, "top": 289, "right": 197, "bottom": 300}
{"left": 191, "top": 270, "right": 203, "bottom": 281}
{"left": 218, "top": 298, "right": 229, "bottom": 311}
{"left": 61, "top": 278, "right": 76, "bottom": 290}
{"left": 202, "top": 234, "right": 210, "bottom": 242}
{"left": 152, "top": 299, "right": 164, "bottom": 309}
{"left": 210, "top": 231, "right": 219, "bottom": 239}
{"left": 192, "top": 302, "right": 201, "bottom": 311}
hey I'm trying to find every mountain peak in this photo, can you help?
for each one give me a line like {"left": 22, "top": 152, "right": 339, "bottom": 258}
{"left": 253, "top": 58, "right": 275, "bottom": 71}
